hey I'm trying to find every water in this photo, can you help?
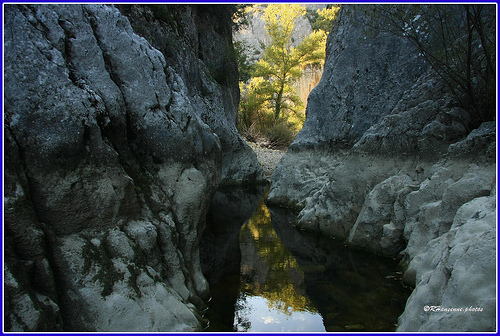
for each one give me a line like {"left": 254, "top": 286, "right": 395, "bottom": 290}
{"left": 200, "top": 186, "right": 412, "bottom": 332}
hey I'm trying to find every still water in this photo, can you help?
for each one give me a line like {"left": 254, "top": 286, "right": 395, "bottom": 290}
{"left": 200, "top": 186, "right": 411, "bottom": 332}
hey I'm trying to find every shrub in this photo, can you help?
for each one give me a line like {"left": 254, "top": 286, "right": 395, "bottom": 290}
{"left": 264, "top": 121, "right": 298, "bottom": 148}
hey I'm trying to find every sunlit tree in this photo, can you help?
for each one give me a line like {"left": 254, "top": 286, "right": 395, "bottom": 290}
{"left": 311, "top": 5, "right": 341, "bottom": 32}
{"left": 254, "top": 4, "right": 327, "bottom": 122}
{"left": 237, "top": 4, "right": 340, "bottom": 146}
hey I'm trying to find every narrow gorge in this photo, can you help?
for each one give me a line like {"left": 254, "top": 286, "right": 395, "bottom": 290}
{"left": 3, "top": 4, "right": 497, "bottom": 333}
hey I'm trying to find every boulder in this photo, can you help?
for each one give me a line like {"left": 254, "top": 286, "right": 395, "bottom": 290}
{"left": 347, "top": 174, "right": 414, "bottom": 256}
{"left": 398, "top": 196, "right": 496, "bottom": 332}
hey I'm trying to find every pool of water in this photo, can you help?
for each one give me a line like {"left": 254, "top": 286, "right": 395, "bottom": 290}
{"left": 200, "top": 186, "right": 412, "bottom": 332}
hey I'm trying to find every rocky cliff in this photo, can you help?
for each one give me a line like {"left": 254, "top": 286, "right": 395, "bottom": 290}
{"left": 118, "top": 5, "right": 265, "bottom": 185}
{"left": 4, "top": 4, "right": 263, "bottom": 331}
{"left": 268, "top": 5, "right": 496, "bottom": 332}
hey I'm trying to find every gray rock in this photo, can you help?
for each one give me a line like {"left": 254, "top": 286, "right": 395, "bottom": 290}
{"left": 50, "top": 231, "right": 204, "bottom": 332}
{"left": 447, "top": 121, "right": 496, "bottom": 163}
{"left": 398, "top": 196, "right": 496, "bottom": 332}
{"left": 106, "top": 229, "right": 135, "bottom": 261}
{"left": 4, "top": 3, "right": 257, "bottom": 332}
{"left": 347, "top": 174, "right": 413, "bottom": 255}
{"left": 291, "top": 5, "right": 428, "bottom": 151}
{"left": 403, "top": 163, "right": 496, "bottom": 261}
{"left": 268, "top": 4, "right": 496, "bottom": 332}
{"left": 117, "top": 4, "right": 266, "bottom": 185}
{"left": 353, "top": 70, "right": 469, "bottom": 157}
{"left": 268, "top": 150, "right": 418, "bottom": 240}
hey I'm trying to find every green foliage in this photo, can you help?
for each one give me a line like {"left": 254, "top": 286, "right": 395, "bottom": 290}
{"left": 366, "top": 4, "right": 496, "bottom": 127}
{"left": 237, "top": 4, "right": 331, "bottom": 147}
{"left": 311, "top": 5, "right": 341, "bottom": 32}
{"left": 239, "top": 78, "right": 269, "bottom": 129}
{"left": 232, "top": 41, "right": 258, "bottom": 82}
{"left": 264, "top": 120, "right": 298, "bottom": 148}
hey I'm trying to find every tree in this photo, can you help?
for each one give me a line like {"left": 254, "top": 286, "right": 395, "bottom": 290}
{"left": 239, "top": 77, "right": 271, "bottom": 131}
{"left": 237, "top": 4, "right": 340, "bottom": 146}
{"left": 366, "top": 4, "right": 496, "bottom": 127}
{"left": 310, "top": 5, "right": 341, "bottom": 32}
{"left": 252, "top": 4, "right": 327, "bottom": 123}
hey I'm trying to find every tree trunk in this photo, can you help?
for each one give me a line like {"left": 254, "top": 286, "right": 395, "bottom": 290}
{"left": 274, "top": 84, "right": 284, "bottom": 122}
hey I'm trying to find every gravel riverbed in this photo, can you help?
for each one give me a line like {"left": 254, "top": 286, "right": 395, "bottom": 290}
{"left": 246, "top": 141, "right": 286, "bottom": 180}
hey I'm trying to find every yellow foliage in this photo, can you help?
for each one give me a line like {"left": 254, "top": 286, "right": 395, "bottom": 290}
{"left": 239, "top": 195, "right": 317, "bottom": 315}
{"left": 238, "top": 4, "right": 333, "bottom": 146}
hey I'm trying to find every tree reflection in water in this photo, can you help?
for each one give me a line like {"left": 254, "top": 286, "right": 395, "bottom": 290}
{"left": 238, "top": 195, "right": 318, "bottom": 311}
{"left": 201, "top": 187, "right": 411, "bottom": 332}
{"left": 235, "top": 195, "right": 324, "bottom": 331}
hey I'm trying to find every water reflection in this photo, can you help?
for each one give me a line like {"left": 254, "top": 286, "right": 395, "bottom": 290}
{"left": 201, "top": 187, "right": 411, "bottom": 332}
{"left": 234, "top": 295, "right": 325, "bottom": 332}
{"left": 270, "top": 207, "right": 412, "bottom": 332}
{"left": 200, "top": 185, "right": 266, "bottom": 331}
{"left": 235, "top": 196, "right": 323, "bottom": 332}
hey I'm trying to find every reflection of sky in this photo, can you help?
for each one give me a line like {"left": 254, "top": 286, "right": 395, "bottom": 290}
{"left": 234, "top": 295, "right": 326, "bottom": 332}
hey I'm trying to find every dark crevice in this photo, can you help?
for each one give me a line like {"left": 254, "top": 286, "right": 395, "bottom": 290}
{"left": 182, "top": 116, "right": 192, "bottom": 132}
{"left": 5, "top": 127, "right": 66, "bottom": 330}
{"left": 85, "top": 9, "right": 124, "bottom": 90}
{"left": 57, "top": 18, "right": 80, "bottom": 88}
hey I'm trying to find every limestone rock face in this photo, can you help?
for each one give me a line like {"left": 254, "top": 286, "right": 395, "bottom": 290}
{"left": 291, "top": 5, "right": 429, "bottom": 151}
{"left": 268, "top": 5, "right": 496, "bottom": 332}
{"left": 4, "top": 4, "right": 261, "bottom": 331}
{"left": 117, "top": 4, "right": 265, "bottom": 185}
{"left": 398, "top": 195, "right": 496, "bottom": 331}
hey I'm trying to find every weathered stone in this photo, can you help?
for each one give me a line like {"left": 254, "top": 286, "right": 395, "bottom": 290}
{"left": 290, "top": 5, "right": 428, "bottom": 151}
{"left": 4, "top": 3, "right": 259, "bottom": 332}
{"left": 268, "top": 151, "right": 418, "bottom": 240}
{"left": 106, "top": 229, "right": 135, "bottom": 261}
{"left": 403, "top": 162, "right": 495, "bottom": 260}
{"left": 347, "top": 174, "right": 413, "bottom": 255}
{"left": 117, "top": 4, "right": 266, "bottom": 185}
{"left": 447, "top": 121, "right": 496, "bottom": 163}
{"left": 50, "top": 232, "right": 204, "bottom": 332}
{"left": 268, "top": 4, "right": 496, "bottom": 332}
{"left": 353, "top": 70, "right": 469, "bottom": 158}
{"left": 398, "top": 196, "right": 496, "bottom": 332}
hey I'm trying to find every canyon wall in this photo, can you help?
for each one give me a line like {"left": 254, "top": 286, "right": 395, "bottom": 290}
{"left": 268, "top": 5, "right": 496, "bottom": 332}
{"left": 4, "top": 4, "right": 263, "bottom": 331}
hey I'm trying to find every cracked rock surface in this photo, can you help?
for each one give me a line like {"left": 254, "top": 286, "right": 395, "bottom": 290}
{"left": 267, "top": 5, "right": 496, "bottom": 332}
{"left": 4, "top": 4, "right": 263, "bottom": 331}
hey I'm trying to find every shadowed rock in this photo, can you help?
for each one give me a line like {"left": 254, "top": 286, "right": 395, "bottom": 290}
{"left": 4, "top": 4, "right": 263, "bottom": 331}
